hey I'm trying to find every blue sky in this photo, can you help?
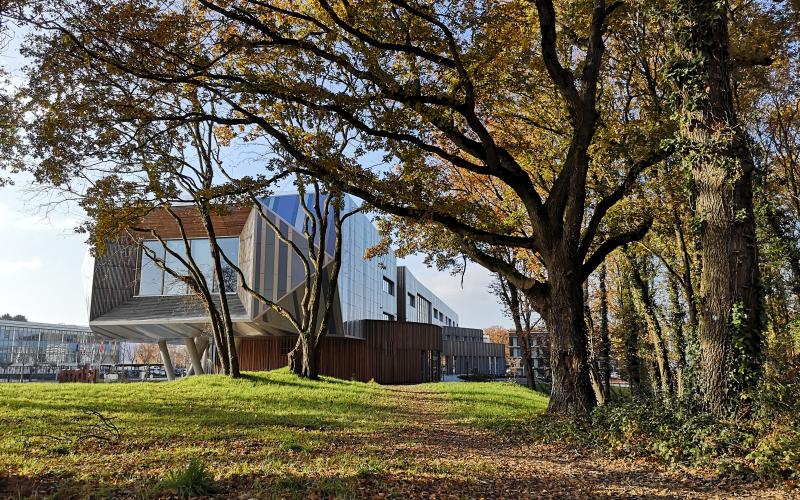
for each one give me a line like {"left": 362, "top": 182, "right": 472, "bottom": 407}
{"left": 0, "top": 23, "right": 509, "bottom": 329}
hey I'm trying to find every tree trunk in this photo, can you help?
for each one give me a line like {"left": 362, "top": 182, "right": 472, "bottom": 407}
{"left": 502, "top": 276, "right": 538, "bottom": 391}
{"left": 300, "top": 336, "right": 321, "bottom": 380}
{"left": 681, "top": 0, "right": 763, "bottom": 414}
{"left": 208, "top": 307, "right": 230, "bottom": 375}
{"left": 202, "top": 210, "right": 240, "bottom": 378}
{"left": 674, "top": 221, "right": 699, "bottom": 334}
{"left": 598, "top": 263, "right": 612, "bottom": 401}
{"left": 619, "top": 278, "right": 644, "bottom": 395}
{"left": 627, "top": 253, "right": 674, "bottom": 397}
{"left": 287, "top": 337, "right": 303, "bottom": 375}
{"left": 522, "top": 353, "right": 536, "bottom": 391}
{"left": 729, "top": 143, "right": 762, "bottom": 392}
{"left": 667, "top": 272, "right": 688, "bottom": 397}
{"left": 539, "top": 263, "right": 596, "bottom": 414}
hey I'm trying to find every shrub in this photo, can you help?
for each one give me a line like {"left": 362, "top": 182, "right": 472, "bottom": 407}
{"left": 524, "top": 371, "right": 800, "bottom": 482}
{"left": 158, "top": 459, "right": 216, "bottom": 498}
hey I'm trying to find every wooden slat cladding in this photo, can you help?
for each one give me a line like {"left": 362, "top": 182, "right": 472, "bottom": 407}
{"left": 89, "top": 238, "right": 138, "bottom": 321}
{"left": 133, "top": 206, "right": 253, "bottom": 239}
{"left": 239, "top": 320, "right": 442, "bottom": 384}
{"left": 238, "top": 336, "right": 370, "bottom": 380}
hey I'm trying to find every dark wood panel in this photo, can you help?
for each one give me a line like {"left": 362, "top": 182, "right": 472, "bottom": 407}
{"left": 238, "top": 320, "right": 442, "bottom": 384}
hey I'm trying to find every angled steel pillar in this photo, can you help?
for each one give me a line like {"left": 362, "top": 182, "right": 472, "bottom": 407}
{"left": 184, "top": 338, "right": 204, "bottom": 375}
{"left": 157, "top": 340, "right": 175, "bottom": 381}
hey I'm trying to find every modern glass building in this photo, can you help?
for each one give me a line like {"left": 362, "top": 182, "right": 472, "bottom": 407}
{"left": 88, "top": 194, "right": 406, "bottom": 340}
{"left": 86, "top": 193, "right": 504, "bottom": 381}
{"left": 0, "top": 319, "right": 122, "bottom": 368}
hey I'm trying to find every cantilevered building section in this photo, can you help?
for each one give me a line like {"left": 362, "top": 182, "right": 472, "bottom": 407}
{"left": 87, "top": 193, "right": 505, "bottom": 383}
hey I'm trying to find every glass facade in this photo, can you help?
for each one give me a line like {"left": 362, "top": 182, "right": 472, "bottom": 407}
{"left": 138, "top": 237, "right": 239, "bottom": 296}
{"left": 0, "top": 320, "right": 121, "bottom": 366}
{"left": 262, "top": 194, "right": 398, "bottom": 322}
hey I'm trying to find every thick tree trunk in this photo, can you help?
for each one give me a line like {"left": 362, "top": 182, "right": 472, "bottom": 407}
{"left": 683, "top": 0, "right": 763, "bottom": 415}
{"left": 301, "top": 336, "right": 321, "bottom": 380}
{"left": 730, "top": 146, "right": 762, "bottom": 391}
{"left": 540, "top": 266, "right": 596, "bottom": 414}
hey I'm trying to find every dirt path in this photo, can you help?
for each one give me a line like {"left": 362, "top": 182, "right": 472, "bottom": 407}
{"left": 371, "top": 385, "right": 793, "bottom": 499}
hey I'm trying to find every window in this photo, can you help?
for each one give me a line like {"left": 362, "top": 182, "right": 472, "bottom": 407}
{"left": 433, "top": 308, "right": 439, "bottom": 321}
{"left": 138, "top": 240, "right": 164, "bottom": 295}
{"left": 408, "top": 293, "right": 415, "bottom": 308}
{"left": 382, "top": 277, "right": 395, "bottom": 296}
{"left": 383, "top": 312, "right": 395, "bottom": 321}
{"left": 163, "top": 240, "right": 189, "bottom": 295}
{"left": 417, "top": 295, "right": 431, "bottom": 323}
{"left": 138, "top": 237, "right": 239, "bottom": 296}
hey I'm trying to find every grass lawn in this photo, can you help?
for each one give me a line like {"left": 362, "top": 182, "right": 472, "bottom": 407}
{"left": 427, "top": 381, "right": 549, "bottom": 431}
{"left": 0, "top": 371, "right": 547, "bottom": 498}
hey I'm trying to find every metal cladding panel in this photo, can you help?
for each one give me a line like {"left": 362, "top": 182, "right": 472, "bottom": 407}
{"left": 237, "top": 208, "right": 258, "bottom": 317}
{"left": 441, "top": 326, "right": 485, "bottom": 342}
{"left": 264, "top": 194, "right": 397, "bottom": 323}
{"left": 398, "top": 266, "right": 459, "bottom": 327}
{"left": 89, "top": 238, "right": 138, "bottom": 321}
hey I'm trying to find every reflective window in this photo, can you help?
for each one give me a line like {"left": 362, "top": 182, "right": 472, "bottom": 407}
{"left": 137, "top": 237, "right": 239, "bottom": 296}
{"left": 163, "top": 240, "right": 189, "bottom": 295}
{"left": 191, "top": 238, "right": 214, "bottom": 289}
{"left": 138, "top": 240, "right": 164, "bottom": 296}
{"left": 417, "top": 295, "right": 431, "bottom": 323}
{"left": 216, "top": 237, "right": 239, "bottom": 293}
{"left": 382, "top": 277, "right": 394, "bottom": 296}
{"left": 408, "top": 293, "right": 415, "bottom": 308}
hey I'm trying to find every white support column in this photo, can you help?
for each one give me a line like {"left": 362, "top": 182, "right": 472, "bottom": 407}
{"left": 158, "top": 340, "right": 176, "bottom": 381}
{"left": 184, "top": 338, "right": 204, "bottom": 376}
{"left": 200, "top": 343, "right": 210, "bottom": 374}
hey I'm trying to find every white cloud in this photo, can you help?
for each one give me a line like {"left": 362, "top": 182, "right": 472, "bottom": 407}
{"left": 0, "top": 257, "right": 43, "bottom": 274}
{"left": 0, "top": 203, "right": 80, "bottom": 232}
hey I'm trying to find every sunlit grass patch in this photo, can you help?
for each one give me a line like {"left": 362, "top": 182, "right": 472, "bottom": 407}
{"left": 429, "top": 381, "right": 549, "bottom": 431}
{"left": 0, "top": 369, "right": 395, "bottom": 494}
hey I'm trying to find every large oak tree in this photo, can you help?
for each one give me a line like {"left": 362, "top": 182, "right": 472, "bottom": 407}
{"left": 12, "top": 0, "right": 677, "bottom": 413}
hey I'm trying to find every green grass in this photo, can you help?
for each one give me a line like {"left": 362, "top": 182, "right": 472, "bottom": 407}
{"left": 0, "top": 372, "right": 549, "bottom": 497}
{"left": 429, "top": 381, "right": 549, "bottom": 431}
{"left": 0, "top": 369, "right": 394, "bottom": 497}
